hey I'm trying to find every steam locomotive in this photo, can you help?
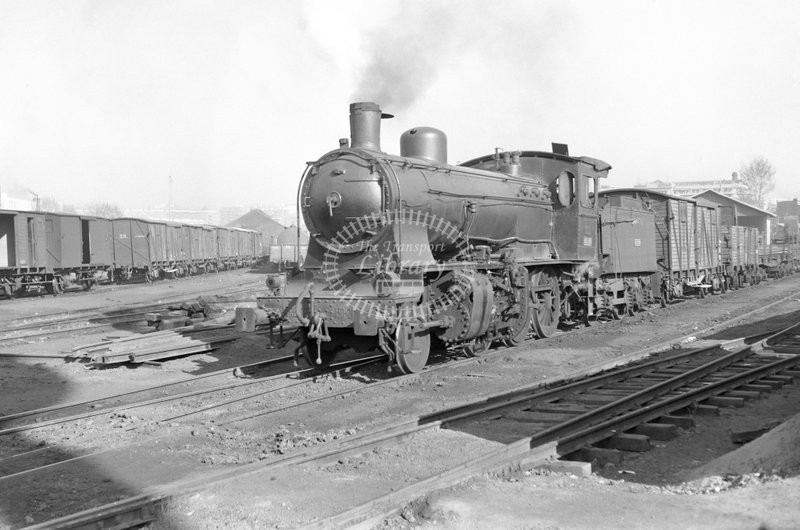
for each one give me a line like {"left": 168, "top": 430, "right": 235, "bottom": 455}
{"left": 259, "top": 102, "right": 664, "bottom": 373}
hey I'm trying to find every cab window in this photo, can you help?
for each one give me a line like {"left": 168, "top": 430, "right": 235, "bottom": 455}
{"left": 556, "top": 171, "right": 575, "bottom": 207}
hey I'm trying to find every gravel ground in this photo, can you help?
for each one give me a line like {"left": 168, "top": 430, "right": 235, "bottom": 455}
{"left": 1, "top": 273, "right": 799, "bottom": 529}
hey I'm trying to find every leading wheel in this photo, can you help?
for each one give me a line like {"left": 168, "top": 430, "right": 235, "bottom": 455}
{"left": 395, "top": 323, "right": 431, "bottom": 374}
{"left": 530, "top": 268, "right": 561, "bottom": 338}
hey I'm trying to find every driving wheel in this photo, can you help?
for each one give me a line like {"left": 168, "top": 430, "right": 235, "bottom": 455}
{"left": 530, "top": 268, "right": 561, "bottom": 338}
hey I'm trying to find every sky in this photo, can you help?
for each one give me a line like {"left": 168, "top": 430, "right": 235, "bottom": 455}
{"left": 1, "top": 0, "right": 799, "bottom": 212}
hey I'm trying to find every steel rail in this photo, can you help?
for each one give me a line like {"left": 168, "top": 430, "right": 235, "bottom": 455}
{"left": 308, "top": 350, "right": 800, "bottom": 529}
{"left": 0, "top": 353, "right": 296, "bottom": 431}
{"left": 0, "top": 279, "right": 265, "bottom": 332}
{"left": 0, "top": 355, "right": 383, "bottom": 436}
{"left": 557, "top": 353, "right": 800, "bottom": 454}
{"left": 16, "top": 291, "right": 800, "bottom": 529}
{"left": 0, "top": 357, "right": 388, "bottom": 481}
{"left": 19, "top": 340, "right": 783, "bottom": 530}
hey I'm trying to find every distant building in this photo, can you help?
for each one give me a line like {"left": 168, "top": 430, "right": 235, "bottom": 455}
{"left": 123, "top": 207, "right": 219, "bottom": 225}
{"left": 262, "top": 204, "right": 298, "bottom": 227}
{"left": 227, "top": 209, "right": 285, "bottom": 243}
{"left": 0, "top": 194, "right": 39, "bottom": 211}
{"left": 276, "top": 224, "right": 310, "bottom": 245}
{"left": 219, "top": 206, "right": 249, "bottom": 226}
{"left": 693, "top": 190, "right": 775, "bottom": 239}
{"left": 271, "top": 225, "right": 310, "bottom": 264}
{"left": 0, "top": 186, "right": 42, "bottom": 211}
{"left": 775, "top": 198, "right": 799, "bottom": 220}
{"left": 636, "top": 172, "right": 748, "bottom": 201}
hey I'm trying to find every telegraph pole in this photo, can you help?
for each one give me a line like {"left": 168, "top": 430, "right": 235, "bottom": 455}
{"left": 168, "top": 176, "right": 173, "bottom": 221}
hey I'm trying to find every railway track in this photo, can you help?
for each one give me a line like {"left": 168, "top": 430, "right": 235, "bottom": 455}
{"left": 13, "top": 320, "right": 800, "bottom": 530}
{"left": 0, "top": 279, "right": 265, "bottom": 348}
{"left": 0, "top": 353, "right": 388, "bottom": 477}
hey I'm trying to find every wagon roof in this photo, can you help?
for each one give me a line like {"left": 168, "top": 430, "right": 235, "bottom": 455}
{"left": 598, "top": 187, "right": 697, "bottom": 203}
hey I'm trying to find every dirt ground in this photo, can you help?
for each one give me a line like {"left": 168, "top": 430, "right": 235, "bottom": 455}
{"left": 1, "top": 273, "right": 800, "bottom": 529}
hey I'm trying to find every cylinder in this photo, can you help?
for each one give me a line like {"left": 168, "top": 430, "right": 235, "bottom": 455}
{"left": 400, "top": 127, "right": 448, "bottom": 165}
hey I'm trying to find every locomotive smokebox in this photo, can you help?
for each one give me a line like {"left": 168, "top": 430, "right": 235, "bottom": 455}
{"left": 349, "top": 102, "right": 393, "bottom": 152}
{"left": 400, "top": 127, "right": 448, "bottom": 165}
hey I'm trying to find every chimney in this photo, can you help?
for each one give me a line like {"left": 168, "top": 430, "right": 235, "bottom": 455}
{"left": 349, "top": 102, "right": 393, "bottom": 152}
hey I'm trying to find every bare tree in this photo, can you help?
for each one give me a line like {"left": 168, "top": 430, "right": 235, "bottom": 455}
{"left": 85, "top": 202, "right": 123, "bottom": 218}
{"left": 739, "top": 156, "right": 775, "bottom": 209}
{"left": 39, "top": 196, "right": 61, "bottom": 212}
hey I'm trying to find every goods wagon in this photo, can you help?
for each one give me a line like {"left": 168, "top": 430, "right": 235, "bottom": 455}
{"left": 216, "top": 227, "right": 239, "bottom": 269}
{"left": 44, "top": 213, "right": 113, "bottom": 290}
{"left": 760, "top": 226, "right": 795, "bottom": 278}
{"left": 147, "top": 221, "right": 169, "bottom": 271}
{"left": 721, "top": 224, "right": 761, "bottom": 287}
{"left": 597, "top": 197, "right": 659, "bottom": 313}
{"left": 232, "top": 228, "right": 256, "bottom": 267}
{"left": 0, "top": 210, "right": 50, "bottom": 296}
{"left": 0, "top": 209, "right": 270, "bottom": 298}
{"left": 597, "top": 189, "right": 712, "bottom": 302}
{"left": 197, "top": 226, "right": 217, "bottom": 271}
{"left": 112, "top": 218, "right": 157, "bottom": 282}
{"left": 693, "top": 201, "right": 725, "bottom": 292}
{"left": 83, "top": 216, "right": 115, "bottom": 266}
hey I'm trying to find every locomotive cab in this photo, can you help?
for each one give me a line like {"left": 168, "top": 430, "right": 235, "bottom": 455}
{"left": 460, "top": 149, "right": 609, "bottom": 262}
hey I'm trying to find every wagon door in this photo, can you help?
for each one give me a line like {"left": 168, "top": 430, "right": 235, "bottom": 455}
{"left": 113, "top": 219, "right": 134, "bottom": 268}
{"left": 18, "top": 214, "right": 47, "bottom": 269}
{"left": 668, "top": 200, "right": 692, "bottom": 276}
{"left": 0, "top": 213, "right": 16, "bottom": 267}
{"left": 188, "top": 226, "right": 201, "bottom": 261}
{"left": 130, "top": 220, "right": 151, "bottom": 269}
{"left": 148, "top": 223, "right": 167, "bottom": 264}
{"left": 86, "top": 218, "right": 114, "bottom": 264}
{"left": 59, "top": 216, "right": 82, "bottom": 268}
{"left": 44, "top": 215, "right": 62, "bottom": 269}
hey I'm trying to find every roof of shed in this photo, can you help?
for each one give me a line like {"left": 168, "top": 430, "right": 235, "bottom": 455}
{"left": 692, "top": 190, "right": 776, "bottom": 218}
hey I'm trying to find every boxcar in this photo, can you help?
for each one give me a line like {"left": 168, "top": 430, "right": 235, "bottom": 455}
{"left": 147, "top": 221, "right": 167, "bottom": 266}
{"left": 598, "top": 189, "right": 710, "bottom": 302}
{"left": 721, "top": 223, "right": 760, "bottom": 287}
{"left": 232, "top": 227, "right": 255, "bottom": 267}
{"left": 198, "top": 225, "right": 217, "bottom": 271}
{"left": 692, "top": 200, "right": 726, "bottom": 292}
{"left": 216, "top": 227, "right": 237, "bottom": 269}
{"left": 112, "top": 218, "right": 157, "bottom": 282}
{"left": 163, "top": 222, "right": 190, "bottom": 276}
{"left": 44, "top": 213, "right": 112, "bottom": 289}
{"left": 0, "top": 210, "right": 51, "bottom": 297}
{"left": 597, "top": 197, "right": 660, "bottom": 313}
{"left": 83, "top": 216, "right": 114, "bottom": 266}
{"left": 765, "top": 222, "right": 799, "bottom": 277}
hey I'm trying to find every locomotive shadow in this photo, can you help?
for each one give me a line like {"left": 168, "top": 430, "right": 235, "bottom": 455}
{"left": 0, "top": 358, "right": 147, "bottom": 528}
